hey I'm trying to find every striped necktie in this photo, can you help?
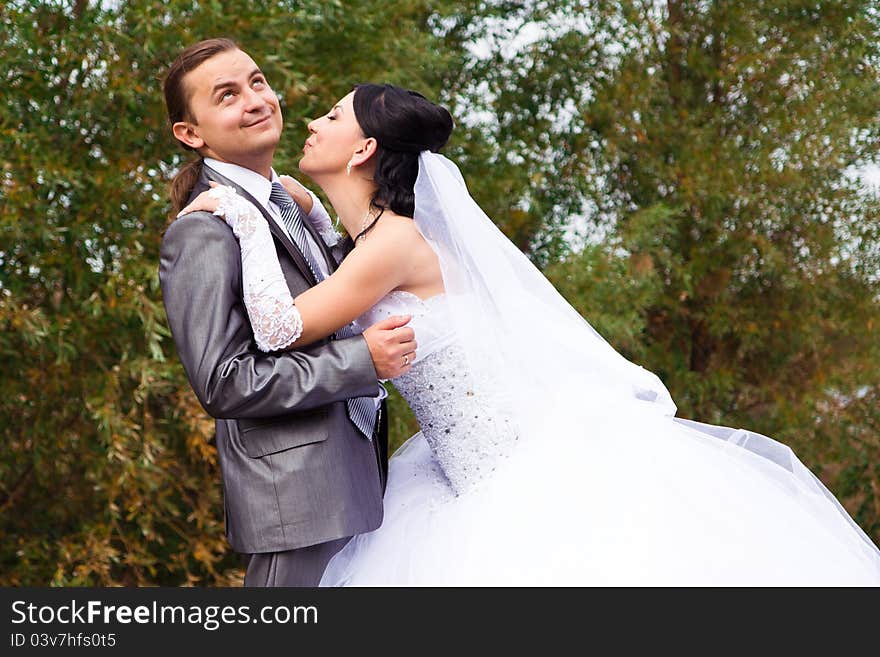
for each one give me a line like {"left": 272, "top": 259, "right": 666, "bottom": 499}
{"left": 269, "top": 182, "right": 325, "bottom": 283}
{"left": 268, "top": 182, "right": 378, "bottom": 440}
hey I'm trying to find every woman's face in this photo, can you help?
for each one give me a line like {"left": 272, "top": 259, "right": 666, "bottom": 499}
{"left": 299, "top": 91, "right": 366, "bottom": 177}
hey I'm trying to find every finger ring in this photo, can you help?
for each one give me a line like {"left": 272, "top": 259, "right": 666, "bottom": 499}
{"left": 403, "top": 354, "right": 410, "bottom": 366}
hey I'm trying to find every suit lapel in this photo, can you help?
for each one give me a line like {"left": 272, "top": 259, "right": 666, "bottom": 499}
{"left": 201, "top": 165, "right": 319, "bottom": 285}
{"left": 337, "top": 235, "right": 355, "bottom": 260}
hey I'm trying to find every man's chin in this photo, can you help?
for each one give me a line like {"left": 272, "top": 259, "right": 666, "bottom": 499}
{"left": 241, "top": 119, "right": 281, "bottom": 143}
{"left": 243, "top": 133, "right": 281, "bottom": 155}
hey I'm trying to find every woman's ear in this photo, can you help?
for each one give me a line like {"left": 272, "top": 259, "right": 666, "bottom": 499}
{"left": 350, "top": 137, "right": 378, "bottom": 168}
{"left": 172, "top": 121, "right": 205, "bottom": 151}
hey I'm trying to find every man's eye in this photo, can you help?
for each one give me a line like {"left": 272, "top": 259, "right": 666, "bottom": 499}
{"left": 253, "top": 78, "right": 265, "bottom": 87}
{"left": 221, "top": 90, "right": 234, "bottom": 100}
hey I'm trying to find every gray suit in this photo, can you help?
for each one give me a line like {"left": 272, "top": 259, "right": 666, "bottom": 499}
{"left": 159, "top": 164, "right": 388, "bottom": 584}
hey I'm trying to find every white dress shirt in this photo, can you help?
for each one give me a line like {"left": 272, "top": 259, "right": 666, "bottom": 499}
{"left": 204, "top": 157, "right": 332, "bottom": 278}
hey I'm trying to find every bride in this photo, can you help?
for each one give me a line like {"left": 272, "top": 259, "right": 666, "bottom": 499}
{"left": 180, "top": 83, "right": 880, "bottom": 585}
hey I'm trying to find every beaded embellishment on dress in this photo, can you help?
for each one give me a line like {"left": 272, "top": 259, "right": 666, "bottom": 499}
{"left": 358, "top": 290, "right": 519, "bottom": 494}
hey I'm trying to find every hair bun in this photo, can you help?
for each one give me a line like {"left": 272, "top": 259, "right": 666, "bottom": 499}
{"left": 353, "top": 83, "right": 455, "bottom": 216}
{"left": 367, "top": 89, "right": 453, "bottom": 154}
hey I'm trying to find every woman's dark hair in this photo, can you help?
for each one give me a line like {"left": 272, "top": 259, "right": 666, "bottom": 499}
{"left": 163, "top": 38, "right": 238, "bottom": 217}
{"left": 352, "top": 83, "right": 453, "bottom": 221}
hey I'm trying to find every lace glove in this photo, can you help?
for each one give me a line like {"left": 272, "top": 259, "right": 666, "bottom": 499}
{"left": 279, "top": 175, "right": 342, "bottom": 247}
{"left": 208, "top": 185, "right": 303, "bottom": 352}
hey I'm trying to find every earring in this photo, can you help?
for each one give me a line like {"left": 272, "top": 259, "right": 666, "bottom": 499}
{"left": 346, "top": 160, "right": 353, "bottom": 176}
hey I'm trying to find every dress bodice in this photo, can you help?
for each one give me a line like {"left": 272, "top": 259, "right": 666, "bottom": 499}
{"left": 358, "top": 291, "right": 518, "bottom": 494}
{"left": 357, "top": 290, "right": 456, "bottom": 364}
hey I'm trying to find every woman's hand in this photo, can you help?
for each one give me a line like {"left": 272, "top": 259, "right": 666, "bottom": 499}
{"left": 177, "top": 182, "right": 223, "bottom": 217}
{"left": 279, "top": 175, "right": 314, "bottom": 214}
{"left": 177, "top": 183, "right": 258, "bottom": 237}
{"left": 280, "top": 174, "right": 340, "bottom": 246}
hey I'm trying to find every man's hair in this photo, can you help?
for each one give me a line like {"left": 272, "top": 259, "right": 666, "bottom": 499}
{"left": 163, "top": 38, "right": 239, "bottom": 217}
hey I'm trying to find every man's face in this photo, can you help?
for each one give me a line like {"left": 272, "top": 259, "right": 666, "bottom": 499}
{"left": 173, "top": 48, "right": 283, "bottom": 169}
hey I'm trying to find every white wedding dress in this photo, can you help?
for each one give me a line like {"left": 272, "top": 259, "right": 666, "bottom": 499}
{"left": 208, "top": 155, "right": 880, "bottom": 586}
{"left": 315, "top": 288, "right": 880, "bottom": 586}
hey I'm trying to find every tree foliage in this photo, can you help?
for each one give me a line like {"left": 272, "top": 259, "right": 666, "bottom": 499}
{"left": 2, "top": 0, "right": 878, "bottom": 585}
{"left": 0, "top": 0, "right": 458, "bottom": 586}
{"left": 545, "top": 0, "right": 880, "bottom": 539}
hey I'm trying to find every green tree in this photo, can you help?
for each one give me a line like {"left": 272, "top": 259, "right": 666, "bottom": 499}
{"left": 542, "top": 1, "right": 880, "bottom": 540}
{"left": 3, "top": 0, "right": 878, "bottom": 586}
{"left": 0, "top": 0, "right": 460, "bottom": 585}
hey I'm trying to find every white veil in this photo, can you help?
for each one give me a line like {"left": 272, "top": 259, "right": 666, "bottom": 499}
{"left": 412, "top": 151, "right": 880, "bottom": 560}
{"left": 413, "top": 151, "right": 676, "bottom": 439}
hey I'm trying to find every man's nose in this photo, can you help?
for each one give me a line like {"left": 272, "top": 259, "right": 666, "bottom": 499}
{"left": 242, "top": 85, "right": 268, "bottom": 111}
{"left": 307, "top": 118, "right": 318, "bottom": 134}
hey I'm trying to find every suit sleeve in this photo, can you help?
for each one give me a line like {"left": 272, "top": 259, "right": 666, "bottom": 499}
{"left": 159, "top": 211, "right": 379, "bottom": 419}
{"left": 329, "top": 235, "right": 355, "bottom": 266}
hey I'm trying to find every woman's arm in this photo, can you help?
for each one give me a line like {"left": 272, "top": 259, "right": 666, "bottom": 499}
{"left": 180, "top": 185, "right": 414, "bottom": 351}
{"left": 293, "top": 219, "right": 416, "bottom": 344}
{"left": 159, "top": 211, "right": 383, "bottom": 418}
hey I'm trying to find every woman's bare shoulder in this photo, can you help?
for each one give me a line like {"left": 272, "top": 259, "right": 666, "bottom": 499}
{"left": 353, "top": 209, "right": 442, "bottom": 293}
{"left": 368, "top": 210, "right": 425, "bottom": 245}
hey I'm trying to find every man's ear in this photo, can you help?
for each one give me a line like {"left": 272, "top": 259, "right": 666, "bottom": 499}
{"left": 172, "top": 121, "right": 205, "bottom": 150}
{"left": 350, "top": 137, "right": 378, "bottom": 168}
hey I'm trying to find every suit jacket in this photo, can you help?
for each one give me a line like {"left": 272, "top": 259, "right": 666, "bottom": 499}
{"left": 159, "top": 163, "right": 388, "bottom": 554}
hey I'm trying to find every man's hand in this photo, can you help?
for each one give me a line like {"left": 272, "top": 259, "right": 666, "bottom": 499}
{"left": 279, "top": 174, "right": 314, "bottom": 214}
{"left": 363, "top": 315, "right": 417, "bottom": 379}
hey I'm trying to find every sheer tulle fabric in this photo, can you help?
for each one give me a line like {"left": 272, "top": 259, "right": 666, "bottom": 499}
{"left": 318, "top": 291, "right": 880, "bottom": 585}
{"left": 322, "top": 417, "right": 880, "bottom": 586}
{"left": 317, "top": 153, "right": 880, "bottom": 585}
{"left": 409, "top": 153, "right": 879, "bottom": 556}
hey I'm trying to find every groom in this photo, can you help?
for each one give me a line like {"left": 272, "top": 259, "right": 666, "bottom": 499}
{"left": 159, "top": 38, "right": 413, "bottom": 586}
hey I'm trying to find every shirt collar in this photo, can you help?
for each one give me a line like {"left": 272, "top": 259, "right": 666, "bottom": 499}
{"left": 203, "top": 157, "right": 281, "bottom": 211}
